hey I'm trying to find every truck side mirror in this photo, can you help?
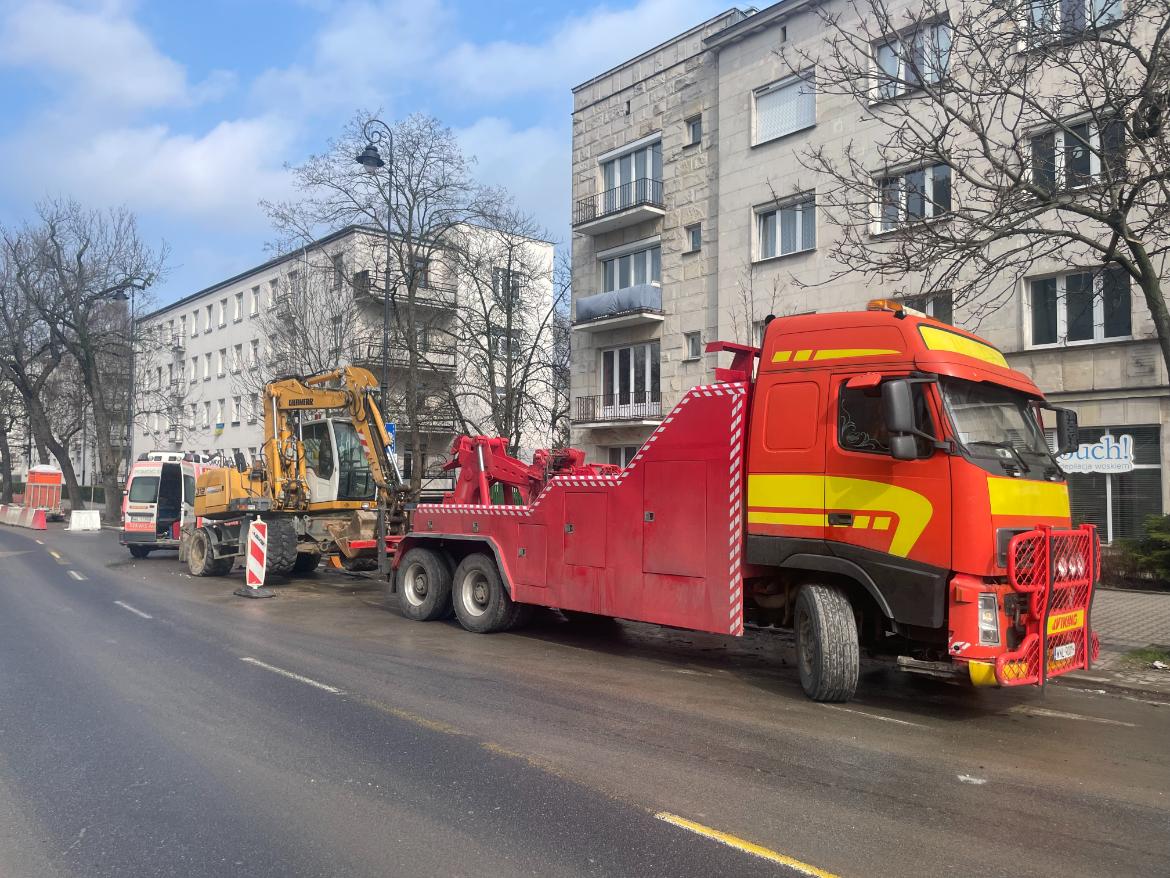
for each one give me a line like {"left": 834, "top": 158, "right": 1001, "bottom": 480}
{"left": 889, "top": 435, "right": 919, "bottom": 461}
{"left": 1055, "top": 407, "right": 1079, "bottom": 455}
{"left": 881, "top": 379, "right": 917, "bottom": 435}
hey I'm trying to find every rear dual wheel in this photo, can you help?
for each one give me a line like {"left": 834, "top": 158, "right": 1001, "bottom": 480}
{"left": 452, "top": 553, "right": 530, "bottom": 634}
{"left": 394, "top": 548, "right": 453, "bottom": 621}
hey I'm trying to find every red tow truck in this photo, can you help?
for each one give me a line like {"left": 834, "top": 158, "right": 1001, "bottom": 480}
{"left": 390, "top": 302, "right": 1099, "bottom": 702}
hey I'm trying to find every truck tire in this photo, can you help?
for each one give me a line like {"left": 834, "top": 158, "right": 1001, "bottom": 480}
{"left": 452, "top": 553, "right": 525, "bottom": 634}
{"left": 187, "top": 528, "right": 233, "bottom": 577}
{"left": 262, "top": 518, "right": 298, "bottom": 576}
{"left": 794, "top": 583, "right": 860, "bottom": 702}
{"left": 128, "top": 545, "right": 152, "bottom": 559}
{"left": 291, "top": 552, "right": 321, "bottom": 574}
{"left": 394, "top": 547, "right": 453, "bottom": 622}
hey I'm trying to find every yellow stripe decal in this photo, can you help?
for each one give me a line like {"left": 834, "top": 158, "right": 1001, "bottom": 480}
{"left": 1048, "top": 609, "right": 1085, "bottom": 635}
{"left": 748, "top": 474, "right": 933, "bottom": 557}
{"left": 919, "top": 325, "right": 1009, "bottom": 368}
{"left": 655, "top": 812, "right": 842, "bottom": 878}
{"left": 987, "top": 477, "right": 1070, "bottom": 519}
{"left": 747, "top": 511, "right": 828, "bottom": 528}
{"left": 772, "top": 348, "right": 899, "bottom": 364}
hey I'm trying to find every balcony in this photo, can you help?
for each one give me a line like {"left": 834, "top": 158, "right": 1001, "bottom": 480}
{"left": 358, "top": 342, "right": 457, "bottom": 373}
{"left": 573, "top": 179, "right": 665, "bottom": 235}
{"left": 572, "top": 392, "right": 663, "bottom": 427}
{"left": 384, "top": 406, "right": 459, "bottom": 435}
{"left": 358, "top": 279, "right": 458, "bottom": 311}
{"left": 573, "top": 283, "right": 664, "bottom": 333}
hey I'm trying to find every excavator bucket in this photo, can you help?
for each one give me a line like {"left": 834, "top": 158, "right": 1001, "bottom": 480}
{"left": 325, "top": 510, "right": 379, "bottom": 558}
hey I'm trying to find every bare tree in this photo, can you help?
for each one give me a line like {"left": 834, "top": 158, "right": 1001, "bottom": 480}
{"left": 264, "top": 112, "right": 495, "bottom": 492}
{"left": 729, "top": 258, "right": 787, "bottom": 346}
{"left": 547, "top": 254, "right": 573, "bottom": 448}
{"left": 0, "top": 376, "right": 18, "bottom": 502}
{"left": 444, "top": 205, "right": 563, "bottom": 455}
{"left": 30, "top": 200, "right": 165, "bottom": 521}
{"left": 784, "top": 0, "right": 1170, "bottom": 367}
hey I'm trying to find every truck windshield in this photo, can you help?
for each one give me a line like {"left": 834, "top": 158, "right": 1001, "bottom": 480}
{"left": 939, "top": 377, "right": 1056, "bottom": 472}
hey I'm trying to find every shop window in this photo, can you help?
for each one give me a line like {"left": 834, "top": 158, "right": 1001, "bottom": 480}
{"left": 1058, "top": 425, "right": 1162, "bottom": 543}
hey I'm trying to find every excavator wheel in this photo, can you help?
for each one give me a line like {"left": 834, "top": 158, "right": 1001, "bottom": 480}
{"left": 291, "top": 552, "right": 321, "bottom": 574}
{"left": 261, "top": 517, "right": 299, "bottom": 577}
{"left": 342, "top": 556, "right": 379, "bottom": 572}
{"left": 187, "top": 527, "right": 233, "bottom": 577}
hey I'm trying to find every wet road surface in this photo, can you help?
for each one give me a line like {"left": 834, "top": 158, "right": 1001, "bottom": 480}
{"left": 0, "top": 524, "right": 1166, "bottom": 877}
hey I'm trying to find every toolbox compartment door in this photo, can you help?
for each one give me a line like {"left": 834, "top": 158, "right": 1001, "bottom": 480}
{"left": 642, "top": 461, "right": 706, "bottom": 578}
{"left": 563, "top": 492, "right": 606, "bottom": 568}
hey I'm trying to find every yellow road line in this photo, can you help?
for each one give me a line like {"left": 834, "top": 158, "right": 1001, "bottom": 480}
{"left": 654, "top": 812, "right": 841, "bottom": 878}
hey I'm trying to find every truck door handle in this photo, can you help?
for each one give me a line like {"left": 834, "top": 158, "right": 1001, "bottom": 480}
{"left": 828, "top": 513, "right": 853, "bottom": 526}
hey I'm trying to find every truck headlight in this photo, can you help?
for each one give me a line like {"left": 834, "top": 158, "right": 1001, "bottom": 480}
{"left": 978, "top": 593, "right": 1001, "bottom": 646}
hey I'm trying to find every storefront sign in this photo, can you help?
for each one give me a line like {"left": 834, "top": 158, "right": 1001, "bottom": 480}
{"left": 1058, "top": 434, "right": 1135, "bottom": 474}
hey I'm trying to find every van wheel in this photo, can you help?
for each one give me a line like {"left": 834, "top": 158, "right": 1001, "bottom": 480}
{"left": 452, "top": 553, "right": 525, "bottom": 633}
{"left": 188, "top": 528, "right": 233, "bottom": 577}
{"left": 794, "top": 583, "right": 859, "bottom": 702}
{"left": 394, "top": 547, "right": 453, "bottom": 621}
{"left": 263, "top": 518, "right": 298, "bottom": 576}
{"left": 291, "top": 552, "right": 321, "bottom": 574}
{"left": 129, "top": 545, "right": 152, "bottom": 559}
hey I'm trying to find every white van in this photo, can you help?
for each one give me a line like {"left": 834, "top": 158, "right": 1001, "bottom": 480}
{"left": 121, "top": 451, "right": 208, "bottom": 558}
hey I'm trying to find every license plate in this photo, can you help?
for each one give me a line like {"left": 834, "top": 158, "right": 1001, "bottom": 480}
{"left": 1052, "top": 642, "right": 1076, "bottom": 662}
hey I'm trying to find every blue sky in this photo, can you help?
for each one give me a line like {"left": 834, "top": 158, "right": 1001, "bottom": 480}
{"left": 0, "top": 0, "right": 727, "bottom": 308}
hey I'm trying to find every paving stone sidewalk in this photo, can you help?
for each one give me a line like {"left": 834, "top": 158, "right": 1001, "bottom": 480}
{"left": 1091, "top": 588, "right": 1170, "bottom": 649}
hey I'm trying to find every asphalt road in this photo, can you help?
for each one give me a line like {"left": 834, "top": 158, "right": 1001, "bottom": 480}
{"left": 0, "top": 524, "right": 1167, "bottom": 878}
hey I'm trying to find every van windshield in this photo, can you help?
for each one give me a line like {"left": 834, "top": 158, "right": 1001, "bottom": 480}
{"left": 128, "top": 476, "right": 160, "bottom": 503}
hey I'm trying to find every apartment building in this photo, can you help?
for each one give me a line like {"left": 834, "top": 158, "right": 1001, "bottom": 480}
{"left": 134, "top": 224, "right": 554, "bottom": 494}
{"left": 569, "top": 1, "right": 1167, "bottom": 542}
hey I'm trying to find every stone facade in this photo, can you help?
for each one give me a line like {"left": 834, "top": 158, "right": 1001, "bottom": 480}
{"left": 569, "top": 1, "right": 1168, "bottom": 536}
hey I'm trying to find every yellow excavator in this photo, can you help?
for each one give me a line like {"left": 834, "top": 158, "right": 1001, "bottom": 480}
{"left": 182, "top": 366, "right": 408, "bottom": 577}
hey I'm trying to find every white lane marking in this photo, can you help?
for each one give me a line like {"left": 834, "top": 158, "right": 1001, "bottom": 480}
{"left": 1008, "top": 705, "right": 1136, "bottom": 728}
{"left": 239, "top": 657, "right": 344, "bottom": 694}
{"left": 35, "top": 539, "right": 44, "bottom": 545}
{"left": 821, "top": 705, "right": 927, "bottom": 728}
{"left": 114, "top": 600, "right": 152, "bottom": 619}
{"left": 958, "top": 775, "right": 988, "bottom": 785}
{"left": 68, "top": 570, "right": 86, "bottom": 581}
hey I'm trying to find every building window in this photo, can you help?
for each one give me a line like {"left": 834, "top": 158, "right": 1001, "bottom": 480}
{"left": 250, "top": 393, "right": 260, "bottom": 424}
{"left": 204, "top": 305, "right": 213, "bottom": 332}
{"left": 600, "top": 140, "right": 662, "bottom": 212}
{"left": 331, "top": 253, "right": 345, "bottom": 291}
{"left": 753, "top": 320, "right": 767, "bottom": 346}
{"left": 753, "top": 72, "right": 816, "bottom": 145}
{"left": 685, "top": 223, "right": 702, "bottom": 253}
{"left": 489, "top": 325, "right": 522, "bottom": 359}
{"left": 233, "top": 292, "right": 243, "bottom": 322}
{"left": 268, "top": 278, "right": 279, "bottom": 308}
{"left": 900, "top": 291, "right": 954, "bottom": 324}
{"left": 232, "top": 344, "right": 243, "bottom": 373}
{"left": 178, "top": 315, "right": 186, "bottom": 339}
{"left": 1060, "top": 426, "right": 1161, "bottom": 544}
{"left": 684, "top": 331, "right": 702, "bottom": 360}
{"left": 201, "top": 401, "right": 211, "bottom": 428}
{"left": 1030, "top": 119, "right": 1124, "bottom": 193}
{"left": 873, "top": 20, "right": 950, "bottom": 100}
{"left": 685, "top": 115, "right": 702, "bottom": 147}
{"left": 758, "top": 195, "right": 816, "bottom": 259}
{"left": 219, "top": 298, "right": 228, "bottom": 327}
{"left": 250, "top": 338, "right": 260, "bottom": 365}
{"left": 607, "top": 445, "right": 640, "bottom": 467}
{"left": 877, "top": 165, "right": 951, "bottom": 232}
{"left": 602, "top": 245, "right": 661, "bottom": 292}
{"left": 231, "top": 397, "right": 241, "bottom": 425}
{"left": 492, "top": 267, "right": 521, "bottom": 308}
{"left": 1027, "top": 0, "right": 1122, "bottom": 38}
{"left": 601, "top": 342, "right": 661, "bottom": 410}
{"left": 215, "top": 399, "right": 224, "bottom": 426}
{"left": 217, "top": 349, "right": 226, "bottom": 377}
{"left": 203, "top": 353, "right": 212, "bottom": 381}
{"left": 1027, "top": 267, "right": 1131, "bottom": 347}
{"left": 353, "top": 270, "right": 370, "bottom": 297}
{"left": 250, "top": 286, "right": 260, "bottom": 316}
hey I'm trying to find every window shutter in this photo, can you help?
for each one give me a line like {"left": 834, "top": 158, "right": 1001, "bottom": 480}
{"left": 756, "top": 76, "right": 816, "bottom": 142}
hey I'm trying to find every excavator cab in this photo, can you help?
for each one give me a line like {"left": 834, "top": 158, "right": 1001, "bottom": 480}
{"left": 301, "top": 417, "right": 378, "bottom": 505}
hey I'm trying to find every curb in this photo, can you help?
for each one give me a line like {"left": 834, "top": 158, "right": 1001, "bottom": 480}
{"left": 1055, "top": 671, "right": 1170, "bottom": 703}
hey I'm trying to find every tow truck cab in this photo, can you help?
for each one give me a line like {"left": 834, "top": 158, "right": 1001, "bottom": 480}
{"left": 122, "top": 451, "right": 207, "bottom": 557}
{"left": 745, "top": 301, "right": 1097, "bottom": 687}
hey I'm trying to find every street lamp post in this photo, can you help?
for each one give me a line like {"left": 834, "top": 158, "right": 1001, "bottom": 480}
{"left": 356, "top": 119, "right": 395, "bottom": 578}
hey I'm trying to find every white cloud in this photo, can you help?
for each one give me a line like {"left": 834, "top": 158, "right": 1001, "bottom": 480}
{"left": 0, "top": 0, "right": 221, "bottom": 112}
{"left": 441, "top": 0, "right": 726, "bottom": 101}
{"left": 3, "top": 115, "right": 297, "bottom": 228}
{"left": 457, "top": 117, "right": 568, "bottom": 239}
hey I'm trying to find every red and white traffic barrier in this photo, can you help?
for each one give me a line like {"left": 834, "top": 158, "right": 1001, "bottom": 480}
{"left": 0, "top": 504, "right": 47, "bottom": 530}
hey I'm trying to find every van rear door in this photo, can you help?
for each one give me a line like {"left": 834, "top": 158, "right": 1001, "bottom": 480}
{"left": 123, "top": 463, "right": 162, "bottom": 541}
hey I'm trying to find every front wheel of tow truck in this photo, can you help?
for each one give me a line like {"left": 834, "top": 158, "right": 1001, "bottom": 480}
{"left": 794, "top": 583, "right": 859, "bottom": 702}
{"left": 187, "top": 528, "right": 234, "bottom": 577}
{"left": 451, "top": 553, "right": 525, "bottom": 634}
{"left": 394, "top": 547, "right": 453, "bottom": 621}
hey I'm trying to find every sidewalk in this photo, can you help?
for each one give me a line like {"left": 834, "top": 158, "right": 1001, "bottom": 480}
{"left": 1060, "top": 587, "right": 1170, "bottom": 699}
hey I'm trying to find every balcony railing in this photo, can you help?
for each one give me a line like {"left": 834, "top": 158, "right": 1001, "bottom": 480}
{"left": 358, "top": 279, "right": 458, "bottom": 310}
{"left": 573, "top": 392, "right": 663, "bottom": 424}
{"left": 573, "top": 179, "right": 664, "bottom": 227}
{"left": 359, "top": 343, "right": 457, "bottom": 372}
{"left": 385, "top": 407, "right": 459, "bottom": 434}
